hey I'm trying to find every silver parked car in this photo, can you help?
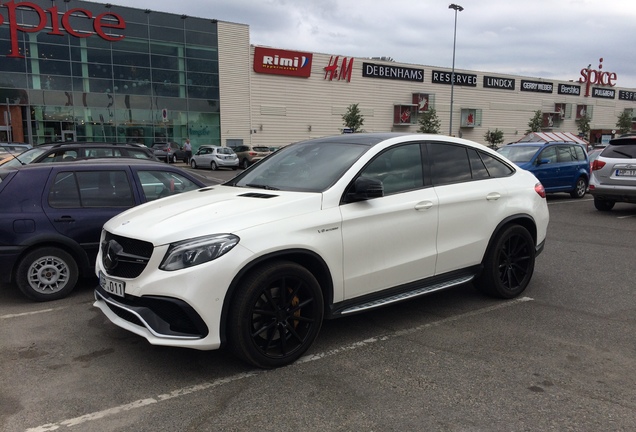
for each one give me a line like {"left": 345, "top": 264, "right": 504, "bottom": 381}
{"left": 589, "top": 136, "right": 636, "bottom": 211}
{"left": 190, "top": 145, "right": 239, "bottom": 170}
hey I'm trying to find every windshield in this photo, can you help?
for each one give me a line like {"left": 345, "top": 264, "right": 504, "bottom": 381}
{"left": 0, "top": 147, "right": 47, "bottom": 167}
{"left": 227, "top": 140, "right": 370, "bottom": 192}
{"left": 497, "top": 146, "right": 539, "bottom": 163}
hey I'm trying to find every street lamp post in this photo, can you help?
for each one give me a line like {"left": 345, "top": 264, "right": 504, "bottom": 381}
{"left": 448, "top": 3, "right": 463, "bottom": 136}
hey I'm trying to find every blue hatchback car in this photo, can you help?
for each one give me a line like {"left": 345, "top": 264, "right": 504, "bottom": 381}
{"left": 0, "top": 159, "right": 210, "bottom": 301}
{"left": 497, "top": 141, "right": 590, "bottom": 198}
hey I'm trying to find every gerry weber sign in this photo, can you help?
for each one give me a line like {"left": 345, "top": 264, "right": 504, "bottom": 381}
{"left": 0, "top": 0, "right": 126, "bottom": 58}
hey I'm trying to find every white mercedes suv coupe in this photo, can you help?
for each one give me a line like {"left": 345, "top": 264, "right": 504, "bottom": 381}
{"left": 94, "top": 133, "right": 549, "bottom": 368}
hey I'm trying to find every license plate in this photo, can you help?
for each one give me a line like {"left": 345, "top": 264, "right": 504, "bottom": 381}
{"left": 99, "top": 272, "right": 125, "bottom": 297}
{"left": 616, "top": 169, "right": 636, "bottom": 177}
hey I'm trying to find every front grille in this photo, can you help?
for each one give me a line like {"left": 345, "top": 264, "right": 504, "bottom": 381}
{"left": 101, "top": 231, "right": 154, "bottom": 278}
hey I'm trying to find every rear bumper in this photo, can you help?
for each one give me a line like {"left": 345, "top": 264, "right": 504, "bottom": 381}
{"left": 589, "top": 185, "right": 636, "bottom": 203}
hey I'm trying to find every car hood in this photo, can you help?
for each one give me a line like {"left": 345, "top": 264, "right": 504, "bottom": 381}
{"left": 102, "top": 185, "right": 323, "bottom": 245}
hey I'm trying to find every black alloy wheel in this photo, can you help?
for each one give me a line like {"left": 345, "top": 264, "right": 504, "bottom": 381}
{"left": 475, "top": 225, "right": 535, "bottom": 299}
{"left": 228, "top": 261, "right": 324, "bottom": 368}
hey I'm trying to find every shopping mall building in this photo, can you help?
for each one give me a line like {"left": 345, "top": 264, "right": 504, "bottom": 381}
{"left": 1, "top": 0, "right": 635, "bottom": 149}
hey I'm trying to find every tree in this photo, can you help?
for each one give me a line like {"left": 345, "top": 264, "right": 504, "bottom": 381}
{"left": 342, "top": 103, "right": 364, "bottom": 133}
{"left": 484, "top": 128, "right": 504, "bottom": 149}
{"left": 576, "top": 114, "right": 591, "bottom": 139}
{"left": 417, "top": 108, "right": 441, "bottom": 134}
{"left": 616, "top": 110, "right": 633, "bottom": 135}
{"left": 526, "top": 110, "right": 542, "bottom": 133}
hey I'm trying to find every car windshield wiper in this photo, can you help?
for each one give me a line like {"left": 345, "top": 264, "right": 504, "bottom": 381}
{"left": 245, "top": 183, "right": 280, "bottom": 190}
{"left": 612, "top": 150, "right": 631, "bottom": 158}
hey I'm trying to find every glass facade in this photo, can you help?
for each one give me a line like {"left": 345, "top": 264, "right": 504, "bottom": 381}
{"left": 0, "top": 0, "right": 220, "bottom": 147}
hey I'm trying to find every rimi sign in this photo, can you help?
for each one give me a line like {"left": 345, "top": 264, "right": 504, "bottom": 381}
{"left": 0, "top": 0, "right": 126, "bottom": 58}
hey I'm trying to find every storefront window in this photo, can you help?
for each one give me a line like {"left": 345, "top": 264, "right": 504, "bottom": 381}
{"left": 1, "top": 1, "right": 220, "bottom": 146}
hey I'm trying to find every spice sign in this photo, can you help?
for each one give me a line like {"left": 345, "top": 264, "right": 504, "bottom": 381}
{"left": 579, "top": 58, "right": 617, "bottom": 97}
{"left": 0, "top": 0, "right": 126, "bottom": 58}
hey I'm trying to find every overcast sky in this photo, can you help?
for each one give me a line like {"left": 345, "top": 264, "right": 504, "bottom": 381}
{"left": 97, "top": 0, "right": 636, "bottom": 88}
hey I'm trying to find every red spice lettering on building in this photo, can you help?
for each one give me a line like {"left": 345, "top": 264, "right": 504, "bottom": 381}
{"left": 579, "top": 58, "right": 617, "bottom": 97}
{"left": 0, "top": 0, "right": 126, "bottom": 58}
{"left": 324, "top": 56, "right": 353, "bottom": 82}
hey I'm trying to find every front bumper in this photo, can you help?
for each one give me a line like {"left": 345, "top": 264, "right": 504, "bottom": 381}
{"left": 94, "top": 286, "right": 208, "bottom": 340}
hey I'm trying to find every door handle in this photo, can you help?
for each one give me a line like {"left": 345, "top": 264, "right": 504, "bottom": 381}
{"left": 415, "top": 201, "right": 434, "bottom": 210}
{"left": 486, "top": 193, "right": 501, "bottom": 201}
{"left": 54, "top": 216, "right": 76, "bottom": 222}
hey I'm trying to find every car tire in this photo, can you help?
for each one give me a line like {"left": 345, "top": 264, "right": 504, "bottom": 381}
{"left": 171, "top": 154, "right": 177, "bottom": 164}
{"left": 594, "top": 198, "right": 615, "bottom": 211}
{"left": 241, "top": 159, "right": 249, "bottom": 169}
{"left": 16, "top": 247, "right": 79, "bottom": 301}
{"left": 210, "top": 161, "right": 218, "bottom": 171}
{"left": 228, "top": 261, "right": 324, "bottom": 369}
{"left": 232, "top": 167, "right": 238, "bottom": 170}
{"left": 474, "top": 225, "right": 535, "bottom": 299}
{"left": 190, "top": 160, "right": 198, "bottom": 169}
{"left": 570, "top": 177, "right": 587, "bottom": 198}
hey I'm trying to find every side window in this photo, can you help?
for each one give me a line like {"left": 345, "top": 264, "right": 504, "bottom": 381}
{"left": 360, "top": 144, "right": 423, "bottom": 195}
{"left": 41, "top": 150, "right": 73, "bottom": 163}
{"left": 76, "top": 171, "right": 134, "bottom": 207}
{"left": 48, "top": 172, "right": 81, "bottom": 208}
{"left": 557, "top": 145, "right": 575, "bottom": 163}
{"left": 479, "top": 151, "right": 514, "bottom": 178}
{"left": 137, "top": 170, "right": 200, "bottom": 201}
{"left": 429, "top": 143, "right": 472, "bottom": 185}
{"left": 539, "top": 146, "right": 557, "bottom": 164}
{"left": 468, "top": 149, "right": 490, "bottom": 180}
{"left": 128, "top": 149, "right": 152, "bottom": 159}
{"left": 573, "top": 145, "right": 585, "bottom": 161}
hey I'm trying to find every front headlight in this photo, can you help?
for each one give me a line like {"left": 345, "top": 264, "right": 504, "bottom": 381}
{"left": 159, "top": 234, "right": 239, "bottom": 271}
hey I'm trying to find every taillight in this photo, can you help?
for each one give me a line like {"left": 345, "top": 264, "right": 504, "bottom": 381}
{"left": 248, "top": 151, "right": 257, "bottom": 156}
{"left": 591, "top": 159, "right": 606, "bottom": 171}
{"left": 534, "top": 182, "right": 546, "bottom": 198}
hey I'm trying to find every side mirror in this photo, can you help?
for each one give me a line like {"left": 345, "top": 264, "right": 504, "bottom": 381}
{"left": 537, "top": 158, "right": 551, "bottom": 165}
{"left": 345, "top": 177, "right": 384, "bottom": 202}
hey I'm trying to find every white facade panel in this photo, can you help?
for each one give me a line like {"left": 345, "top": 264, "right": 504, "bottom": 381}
{"left": 217, "top": 21, "right": 251, "bottom": 147}
{"left": 247, "top": 46, "right": 636, "bottom": 148}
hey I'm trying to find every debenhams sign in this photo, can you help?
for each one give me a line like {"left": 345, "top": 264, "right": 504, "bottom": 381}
{"left": 0, "top": 0, "right": 126, "bottom": 58}
{"left": 363, "top": 62, "right": 424, "bottom": 82}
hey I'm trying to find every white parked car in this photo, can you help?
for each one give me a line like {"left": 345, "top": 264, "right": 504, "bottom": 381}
{"left": 190, "top": 145, "right": 238, "bottom": 170}
{"left": 94, "top": 133, "right": 549, "bottom": 368}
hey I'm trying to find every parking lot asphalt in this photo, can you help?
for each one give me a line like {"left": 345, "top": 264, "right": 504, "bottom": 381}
{"left": 1, "top": 195, "right": 635, "bottom": 432}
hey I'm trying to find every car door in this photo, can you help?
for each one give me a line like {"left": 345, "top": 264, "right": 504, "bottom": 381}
{"left": 555, "top": 144, "right": 579, "bottom": 189}
{"left": 340, "top": 142, "right": 439, "bottom": 300}
{"left": 428, "top": 143, "right": 512, "bottom": 274}
{"left": 531, "top": 145, "right": 559, "bottom": 191}
{"left": 43, "top": 166, "right": 138, "bottom": 264}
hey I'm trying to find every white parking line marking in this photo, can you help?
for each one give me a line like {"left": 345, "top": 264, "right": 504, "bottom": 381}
{"left": 0, "top": 307, "right": 68, "bottom": 320}
{"left": 547, "top": 198, "right": 593, "bottom": 205}
{"left": 25, "top": 296, "right": 534, "bottom": 431}
{"left": 617, "top": 214, "right": 636, "bottom": 219}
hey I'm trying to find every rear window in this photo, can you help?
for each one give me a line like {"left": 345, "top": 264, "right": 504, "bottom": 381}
{"left": 253, "top": 146, "right": 271, "bottom": 152}
{"left": 601, "top": 140, "right": 636, "bottom": 159}
{"left": 497, "top": 146, "right": 539, "bottom": 163}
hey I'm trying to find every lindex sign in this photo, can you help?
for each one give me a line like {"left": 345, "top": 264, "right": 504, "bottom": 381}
{"left": 0, "top": 0, "right": 126, "bottom": 58}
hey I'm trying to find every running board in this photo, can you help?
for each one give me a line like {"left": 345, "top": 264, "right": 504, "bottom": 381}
{"left": 339, "top": 275, "right": 475, "bottom": 315}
